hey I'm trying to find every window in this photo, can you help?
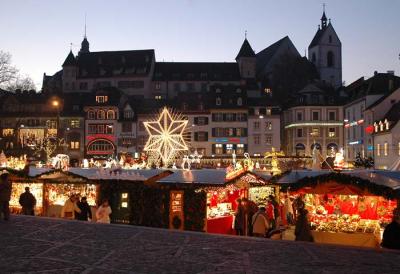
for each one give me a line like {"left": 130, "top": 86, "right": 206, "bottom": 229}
{"left": 107, "top": 110, "right": 115, "bottom": 120}
{"left": 297, "top": 128, "right": 303, "bottom": 138}
{"left": 96, "top": 96, "right": 108, "bottom": 103}
{"left": 70, "top": 141, "right": 80, "bottom": 150}
{"left": 327, "top": 51, "right": 334, "bottom": 67}
{"left": 266, "top": 108, "right": 271, "bottom": 116}
{"left": 72, "top": 105, "right": 80, "bottom": 111}
{"left": 328, "top": 111, "right": 336, "bottom": 121}
{"left": 214, "top": 128, "right": 225, "bottom": 137}
{"left": 213, "top": 113, "right": 223, "bottom": 122}
{"left": 265, "top": 121, "right": 272, "bottom": 131}
{"left": 311, "top": 128, "right": 320, "bottom": 137}
{"left": 88, "top": 125, "right": 97, "bottom": 134}
{"left": 196, "top": 117, "right": 208, "bottom": 126}
{"left": 70, "top": 120, "right": 80, "bottom": 128}
{"left": 227, "top": 128, "right": 235, "bottom": 137}
{"left": 236, "top": 128, "right": 246, "bottom": 137}
{"left": 97, "top": 110, "right": 105, "bottom": 120}
{"left": 225, "top": 113, "right": 235, "bottom": 121}
{"left": 312, "top": 111, "right": 319, "bottom": 121}
{"left": 97, "top": 124, "right": 105, "bottom": 134}
{"left": 237, "top": 97, "right": 243, "bottom": 106}
{"left": 377, "top": 144, "right": 381, "bottom": 156}
{"left": 215, "top": 144, "right": 223, "bottom": 155}
{"left": 296, "top": 112, "right": 303, "bottom": 121}
{"left": 328, "top": 128, "right": 336, "bottom": 138}
{"left": 88, "top": 110, "right": 95, "bottom": 119}
{"left": 2, "top": 129, "right": 14, "bottom": 137}
{"left": 216, "top": 97, "right": 222, "bottom": 106}
{"left": 155, "top": 82, "right": 161, "bottom": 90}
{"left": 79, "top": 82, "right": 88, "bottom": 90}
{"left": 226, "top": 144, "right": 234, "bottom": 154}
{"left": 254, "top": 121, "right": 260, "bottom": 130}
{"left": 118, "top": 81, "right": 144, "bottom": 89}
{"left": 216, "top": 88, "right": 221, "bottom": 93}
{"left": 155, "top": 95, "right": 162, "bottom": 100}
{"left": 264, "top": 88, "right": 272, "bottom": 95}
{"left": 186, "top": 82, "right": 194, "bottom": 92}
{"left": 265, "top": 134, "right": 272, "bottom": 145}
{"left": 237, "top": 113, "right": 247, "bottom": 121}
{"left": 236, "top": 144, "right": 245, "bottom": 154}
{"left": 201, "top": 83, "right": 207, "bottom": 92}
{"left": 384, "top": 142, "right": 388, "bottom": 156}
{"left": 106, "top": 125, "right": 113, "bottom": 134}
{"left": 254, "top": 135, "right": 260, "bottom": 145}
{"left": 87, "top": 140, "right": 114, "bottom": 153}
{"left": 196, "top": 132, "right": 208, "bottom": 142}
{"left": 124, "top": 110, "right": 134, "bottom": 119}
{"left": 122, "top": 122, "right": 132, "bottom": 133}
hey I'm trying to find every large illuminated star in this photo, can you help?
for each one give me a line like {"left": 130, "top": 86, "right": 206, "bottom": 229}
{"left": 144, "top": 107, "right": 188, "bottom": 167}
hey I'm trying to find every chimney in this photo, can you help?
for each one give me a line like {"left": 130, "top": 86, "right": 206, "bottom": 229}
{"left": 387, "top": 70, "right": 395, "bottom": 75}
{"left": 374, "top": 71, "right": 378, "bottom": 76}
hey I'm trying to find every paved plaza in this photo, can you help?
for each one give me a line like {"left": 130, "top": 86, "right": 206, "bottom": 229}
{"left": 0, "top": 215, "right": 400, "bottom": 273}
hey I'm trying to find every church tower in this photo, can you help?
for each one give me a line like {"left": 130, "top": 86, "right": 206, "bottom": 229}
{"left": 308, "top": 8, "right": 342, "bottom": 88}
{"left": 236, "top": 34, "right": 256, "bottom": 79}
{"left": 78, "top": 20, "right": 90, "bottom": 56}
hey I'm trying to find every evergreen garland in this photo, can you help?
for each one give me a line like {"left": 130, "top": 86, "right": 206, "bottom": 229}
{"left": 279, "top": 172, "right": 399, "bottom": 200}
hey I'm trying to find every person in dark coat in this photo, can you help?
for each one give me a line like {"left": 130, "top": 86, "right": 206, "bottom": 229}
{"left": 75, "top": 197, "right": 92, "bottom": 221}
{"left": 19, "top": 187, "right": 37, "bottom": 215}
{"left": 234, "top": 199, "right": 245, "bottom": 236}
{"left": 381, "top": 208, "right": 400, "bottom": 250}
{"left": 0, "top": 171, "right": 12, "bottom": 221}
{"left": 294, "top": 200, "right": 314, "bottom": 242}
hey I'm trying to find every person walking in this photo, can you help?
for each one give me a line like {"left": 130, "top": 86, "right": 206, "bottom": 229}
{"left": 234, "top": 199, "right": 245, "bottom": 236}
{"left": 96, "top": 199, "right": 112, "bottom": 224}
{"left": 75, "top": 197, "right": 92, "bottom": 221}
{"left": 61, "top": 194, "right": 81, "bottom": 219}
{"left": 381, "top": 208, "right": 400, "bottom": 250}
{"left": 252, "top": 207, "right": 269, "bottom": 237}
{"left": 19, "top": 187, "right": 37, "bottom": 215}
{"left": 0, "top": 170, "right": 12, "bottom": 221}
{"left": 294, "top": 200, "right": 314, "bottom": 242}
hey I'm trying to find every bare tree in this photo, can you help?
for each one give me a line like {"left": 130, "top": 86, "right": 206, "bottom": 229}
{"left": 0, "top": 50, "right": 36, "bottom": 91}
{"left": 6, "top": 74, "right": 36, "bottom": 91}
{"left": 0, "top": 50, "right": 18, "bottom": 87}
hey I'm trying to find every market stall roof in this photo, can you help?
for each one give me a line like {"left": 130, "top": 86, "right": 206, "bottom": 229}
{"left": 252, "top": 171, "right": 273, "bottom": 181}
{"left": 344, "top": 170, "right": 400, "bottom": 190}
{"left": 27, "top": 167, "right": 170, "bottom": 181}
{"left": 276, "top": 170, "right": 332, "bottom": 184}
{"left": 157, "top": 169, "right": 227, "bottom": 185}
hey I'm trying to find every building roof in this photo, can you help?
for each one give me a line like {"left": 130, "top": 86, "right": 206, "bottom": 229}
{"left": 236, "top": 38, "right": 255, "bottom": 60}
{"left": 76, "top": 49, "right": 154, "bottom": 78}
{"left": 62, "top": 51, "right": 77, "bottom": 67}
{"left": 374, "top": 101, "right": 400, "bottom": 131}
{"left": 153, "top": 62, "right": 240, "bottom": 81}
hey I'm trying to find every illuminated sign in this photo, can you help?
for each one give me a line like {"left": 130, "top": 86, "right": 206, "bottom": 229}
{"left": 344, "top": 119, "right": 364, "bottom": 128}
{"left": 285, "top": 122, "right": 343, "bottom": 129}
{"left": 348, "top": 140, "right": 363, "bottom": 145}
{"left": 367, "top": 145, "right": 373, "bottom": 151}
{"left": 214, "top": 138, "right": 246, "bottom": 143}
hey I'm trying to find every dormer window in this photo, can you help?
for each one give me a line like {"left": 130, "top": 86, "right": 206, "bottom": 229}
{"left": 124, "top": 110, "right": 134, "bottom": 119}
{"left": 216, "top": 97, "right": 222, "bottom": 106}
{"left": 264, "top": 88, "right": 272, "bottom": 95}
{"left": 96, "top": 96, "right": 108, "bottom": 103}
{"left": 237, "top": 97, "right": 243, "bottom": 106}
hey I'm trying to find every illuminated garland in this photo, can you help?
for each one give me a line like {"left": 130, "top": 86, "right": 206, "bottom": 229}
{"left": 279, "top": 172, "right": 399, "bottom": 200}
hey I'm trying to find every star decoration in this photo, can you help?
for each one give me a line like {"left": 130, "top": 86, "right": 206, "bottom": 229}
{"left": 144, "top": 107, "right": 189, "bottom": 167}
{"left": 190, "top": 149, "right": 203, "bottom": 164}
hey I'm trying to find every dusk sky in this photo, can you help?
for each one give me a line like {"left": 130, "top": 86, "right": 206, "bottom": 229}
{"left": 1, "top": 0, "right": 399, "bottom": 89}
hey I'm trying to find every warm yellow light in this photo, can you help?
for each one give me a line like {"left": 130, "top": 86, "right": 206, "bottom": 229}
{"left": 143, "top": 107, "right": 188, "bottom": 167}
{"left": 52, "top": 100, "right": 59, "bottom": 107}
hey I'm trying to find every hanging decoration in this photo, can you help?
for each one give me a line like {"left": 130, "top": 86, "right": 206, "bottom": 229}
{"left": 264, "top": 147, "right": 285, "bottom": 175}
{"left": 143, "top": 107, "right": 189, "bottom": 168}
{"left": 190, "top": 150, "right": 203, "bottom": 164}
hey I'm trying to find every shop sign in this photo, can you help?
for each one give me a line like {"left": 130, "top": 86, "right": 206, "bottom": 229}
{"left": 349, "top": 140, "right": 363, "bottom": 145}
{"left": 169, "top": 191, "right": 184, "bottom": 230}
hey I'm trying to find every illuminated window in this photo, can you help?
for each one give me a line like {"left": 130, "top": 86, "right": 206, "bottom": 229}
{"left": 265, "top": 121, "right": 272, "bottom": 131}
{"left": 70, "top": 120, "right": 80, "bottom": 128}
{"left": 328, "top": 128, "right": 336, "bottom": 138}
{"left": 2, "top": 129, "right": 14, "bottom": 137}
{"left": 226, "top": 144, "right": 234, "bottom": 154}
{"left": 264, "top": 88, "right": 272, "bottom": 95}
{"left": 155, "top": 82, "right": 161, "bottom": 90}
{"left": 97, "top": 110, "right": 105, "bottom": 120}
{"left": 384, "top": 142, "right": 388, "bottom": 156}
{"left": 70, "top": 141, "right": 80, "bottom": 150}
{"left": 121, "top": 193, "right": 128, "bottom": 199}
{"left": 237, "top": 97, "right": 243, "bottom": 106}
{"left": 216, "top": 97, "right": 222, "bottom": 106}
{"left": 155, "top": 95, "right": 162, "bottom": 100}
{"left": 96, "top": 96, "right": 108, "bottom": 103}
{"left": 215, "top": 144, "right": 223, "bottom": 155}
{"left": 236, "top": 144, "right": 245, "bottom": 154}
{"left": 266, "top": 108, "right": 271, "bottom": 115}
{"left": 87, "top": 140, "right": 114, "bottom": 153}
{"left": 311, "top": 128, "right": 320, "bottom": 137}
{"left": 377, "top": 144, "right": 381, "bottom": 156}
{"left": 107, "top": 110, "right": 115, "bottom": 120}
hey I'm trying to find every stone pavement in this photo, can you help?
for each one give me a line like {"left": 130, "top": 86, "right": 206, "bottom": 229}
{"left": 1, "top": 216, "right": 400, "bottom": 274}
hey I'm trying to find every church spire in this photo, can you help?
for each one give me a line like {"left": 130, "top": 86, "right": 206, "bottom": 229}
{"left": 79, "top": 15, "right": 90, "bottom": 56}
{"left": 321, "top": 3, "right": 328, "bottom": 28}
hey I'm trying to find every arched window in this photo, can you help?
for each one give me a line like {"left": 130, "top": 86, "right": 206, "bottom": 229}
{"left": 295, "top": 143, "right": 306, "bottom": 156}
{"left": 87, "top": 139, "right": 115, "bottom": 154}
{"left": 97, "top": 110, "right": 105, "bottom": 120}
{"left": 88, "top": 110, "right": 95, "bottom": 120}
{"left": 237, "top": 97, "right": 243, "bottom": 106}
{"left": 107, "top": 110, "right": 115, "bottom": 120}
{"left": 327, "top": 51, "right": 334, "bottom": 67}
